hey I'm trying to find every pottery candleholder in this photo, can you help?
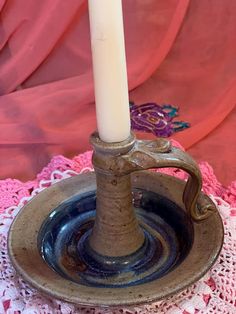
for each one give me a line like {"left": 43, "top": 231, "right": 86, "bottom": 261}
{"left": 8, "top": 133, "right": 223, "bottom": 307}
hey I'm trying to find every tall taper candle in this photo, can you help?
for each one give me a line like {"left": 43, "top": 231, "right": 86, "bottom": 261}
{"left": 88, "top": 0, "right": 130, "bottom": 142}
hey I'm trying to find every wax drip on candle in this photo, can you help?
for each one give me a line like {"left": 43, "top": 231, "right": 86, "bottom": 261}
{"left": 129, "top": 102, "right": 190, "bottom": 137}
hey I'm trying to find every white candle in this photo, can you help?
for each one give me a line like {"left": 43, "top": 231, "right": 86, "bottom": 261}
{"left": 88, "top": 0, "right": 130, "bottom": 143}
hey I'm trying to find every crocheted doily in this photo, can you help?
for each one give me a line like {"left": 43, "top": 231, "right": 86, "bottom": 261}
{"left": 0, "top": 143, "right": 235, "bottom": 314}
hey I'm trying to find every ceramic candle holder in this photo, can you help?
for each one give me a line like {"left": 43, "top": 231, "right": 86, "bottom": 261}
{"left": 8, "top": 133, "right": 223, "bottom": 307}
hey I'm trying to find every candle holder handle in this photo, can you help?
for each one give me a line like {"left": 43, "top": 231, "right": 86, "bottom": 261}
{"left": 119, "top": 138, "right": 215, "bottom": 221}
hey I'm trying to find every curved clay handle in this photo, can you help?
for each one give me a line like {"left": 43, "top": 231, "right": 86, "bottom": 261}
{"left": 119, "top": 139, "right": 215, "bottom": 221}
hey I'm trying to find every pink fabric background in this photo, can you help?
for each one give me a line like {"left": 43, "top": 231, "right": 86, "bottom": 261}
{"left": 0, "top": 0, "right": 235, "bottom": 185}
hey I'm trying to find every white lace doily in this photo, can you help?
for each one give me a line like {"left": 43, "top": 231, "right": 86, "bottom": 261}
{"left": 0, "top": 154, "right": 235, "bottom": 313}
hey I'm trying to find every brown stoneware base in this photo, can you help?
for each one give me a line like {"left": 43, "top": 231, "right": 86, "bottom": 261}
{"left": 8, "top": 171, "right": 224, "bottom": 307}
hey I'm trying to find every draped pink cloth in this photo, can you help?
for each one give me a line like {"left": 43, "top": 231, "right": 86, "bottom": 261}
{"left": 0, "top": 0, "right": 235, "bottom": 184}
